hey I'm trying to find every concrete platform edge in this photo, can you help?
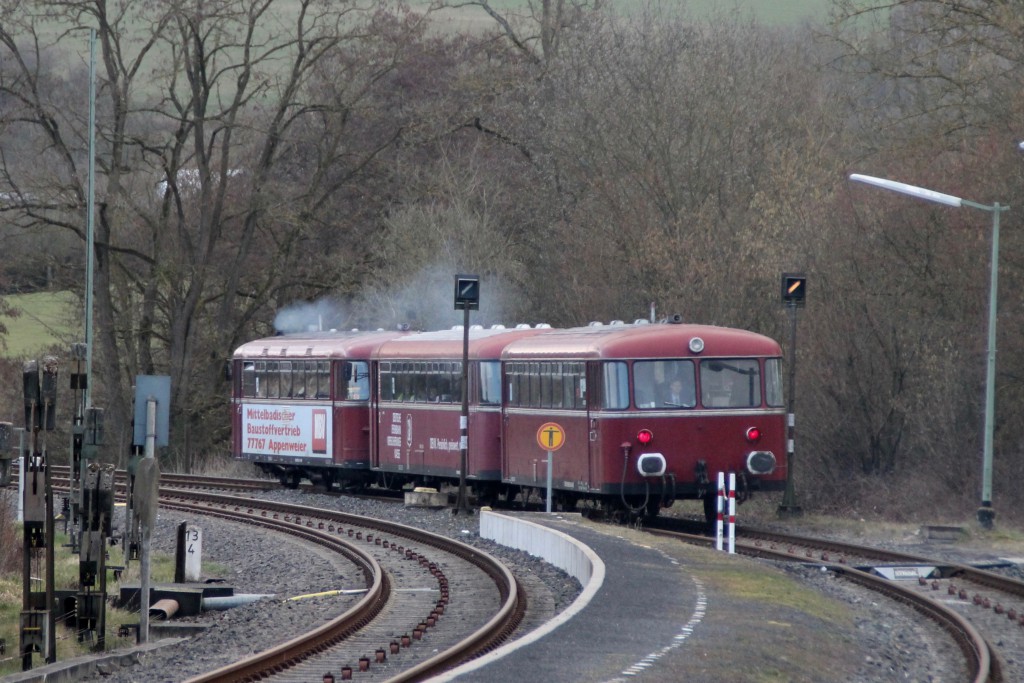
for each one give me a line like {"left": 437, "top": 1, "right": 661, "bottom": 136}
{"left": 432, "top": 511, "right": 605, "bottom": 681}
{"left": 1, "top": 637, "right": 188, "bottom": 683}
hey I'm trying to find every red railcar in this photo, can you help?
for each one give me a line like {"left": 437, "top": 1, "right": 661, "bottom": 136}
{"left": 230, "top": 330, "right": 407, "bottom": 488}
{"left": 499, "top": 321, "right": 787, "bottom": 516}
{"left": 231, "top": 319, "right": 787, "bottom": 516}
{"left": 370, "top": 325, "right": 550, "bottom": 497}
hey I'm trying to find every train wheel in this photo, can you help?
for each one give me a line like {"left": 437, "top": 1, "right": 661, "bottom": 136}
{"left": 316, "top": 471, "right": 335, "bottom": 492}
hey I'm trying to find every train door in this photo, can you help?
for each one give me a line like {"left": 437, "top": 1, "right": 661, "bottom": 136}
{"left": 369, "top": 359, "right": 383, "bottom": 469}
{"left": 586, "top": 361, "right": 601, "bottom": 490}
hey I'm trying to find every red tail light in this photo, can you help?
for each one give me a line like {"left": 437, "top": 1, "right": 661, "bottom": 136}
{"left": 745, "top": 427, "right": 762, "bottom": 443}
{"left": 637, "top": 429, "right": 654, "bottom": 446}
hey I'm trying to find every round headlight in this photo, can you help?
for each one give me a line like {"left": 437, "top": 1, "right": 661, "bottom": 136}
{"left": 688, "top": 337, "right": 705, "bottom": 353}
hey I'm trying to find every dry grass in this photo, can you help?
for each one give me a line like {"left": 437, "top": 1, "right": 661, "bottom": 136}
{"left": 0, "top": 491, "right": 21, "bottom": 573}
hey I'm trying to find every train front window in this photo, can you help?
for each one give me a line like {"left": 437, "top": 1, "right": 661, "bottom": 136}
{"left": 765, "top": 358, "right": 784, "bottom": 407}
{"left": 602, "top": 362, "right": 629, "bottom": 409}
{"left": 700, "top": 359, "right": 761, "bottom": 408}
{"left": 634, "top": 360, "right": 695, "bottom": 409}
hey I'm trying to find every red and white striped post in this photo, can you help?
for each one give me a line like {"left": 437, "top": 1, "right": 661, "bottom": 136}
{"left": 716, "top": 472, "right": 736, "bottom": 554}
{"left": 715, "top": 472, "right": 725, "bottom": 551}
{"left": 727, "top": 472, "right": 736, "bottom": 554}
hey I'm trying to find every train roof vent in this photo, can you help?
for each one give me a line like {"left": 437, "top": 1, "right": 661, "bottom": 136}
{"left": 470, "top": 324, "right": 483, "bottom": 330}
{"left": 305, "top": 347, "right": 313, "bottom": 356}
{"left": 490, "top": 324, "right": 507, "bottom": 330}
{"left": 260, "top": 348, "right": 269, "bottom": 357}
{"left": 610, "top": 320, "right": 625, "bottom": 326}
{"left": 452, "top": 325, "right": 465, "bottom": 331}
{"left": 588, "top": 321, "right": 604, "bottom": 327}
{"left": 633, "top": 319, "right": 651, "bottom": 325}
{"left": 535, "top": 323, "right": 551, "bottom": 328}
{"left": 515, "top": 323, "right": 531, "bottom": 329}
{"left": 280, "top": 348, "right": 288, "bottom": 356}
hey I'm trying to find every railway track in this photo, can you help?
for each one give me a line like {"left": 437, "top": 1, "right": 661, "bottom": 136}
{"left": 156, "top": 489, "right": 524, "bottom": 682}
{"left": 646, "top": 518, "right": 1023, "bottom": 683}
{"left": 2, "top": 468, "right": 525, "bottom": 681}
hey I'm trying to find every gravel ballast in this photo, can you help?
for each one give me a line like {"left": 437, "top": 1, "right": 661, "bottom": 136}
{"left": 23, "top": 489, "right": 1020, "bottom": 682}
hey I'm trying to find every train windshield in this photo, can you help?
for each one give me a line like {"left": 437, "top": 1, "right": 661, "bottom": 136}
{"left": 634, "top": 360, "right": 696, "bottom": 409}
{"left": 700, "top": 359, "right": 760, "bottom": 408}
{"left": 765, "top": 358, "right": 784, "bottom": 407}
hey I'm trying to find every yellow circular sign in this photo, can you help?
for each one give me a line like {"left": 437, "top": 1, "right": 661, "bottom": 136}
{"left": 536, "top": 422, "right": 565, "bottom": 451}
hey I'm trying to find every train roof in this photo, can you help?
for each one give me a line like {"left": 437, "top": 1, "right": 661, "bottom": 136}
{"left": 232, "top": 329, "right": 408, "bottom": 359}
{"left": 373, "top": 326, "right": 552, "bottom": 361}
{"left": 232, "top": 322, "right": 782, "bottom": 362}
{"left": 500, "top": 322, "right": 782, "bottom": 360}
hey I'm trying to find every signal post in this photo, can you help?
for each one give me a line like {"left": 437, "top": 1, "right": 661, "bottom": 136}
{"left": 778, "top": 273, "right": 805, "bottom": 516}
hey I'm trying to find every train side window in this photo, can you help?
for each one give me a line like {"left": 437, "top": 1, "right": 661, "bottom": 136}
{"left": 602, "top": 362, "right": 629, "bottom": 410}
{"left": 292, "top": 362, "right": 305, "bottom": 398}
{"left": 451, "top": 362, "right": 462, "bottom": 403}
{"left": 266, "top": 361, "right": 280, "bottom": 398}
{"left": 550, "top": 363, "right": 564, "bottom": 409}
{"left": 255, "top": 361, "right": 268, "bottom": 398}
{"left": 316, "top": 361, "right": 330, "bottom": 398}
{"left": 480, "top": 361, "right": 501, "bottom": 404}
{"left": 298, "top": 361, "right": 312, "bottom": 398}
{"left": 380, "top": 362, "right": 395, "bottom": 401}
{"left": 764, "top": 358, "right": 784, "bottom": 407}
{"left": 279, "top": 361, "right": 293, "bottom": 397}
{"left": 539, "top": 364, "right": 553, "bottom": 408}
{"left": 242, "top": 362, "right": 257, "bottom": 397}
{"left": 506, "top": 363, "right": 520, "bottom": 406}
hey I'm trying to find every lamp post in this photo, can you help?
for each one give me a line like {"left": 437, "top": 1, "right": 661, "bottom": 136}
{"left": 848, "top": 173, "right": 1008, "bottom": 528}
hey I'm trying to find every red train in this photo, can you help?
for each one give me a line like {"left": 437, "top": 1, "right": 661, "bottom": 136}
{"left": 230, "top": 319, "right": 788, "bottom": 518}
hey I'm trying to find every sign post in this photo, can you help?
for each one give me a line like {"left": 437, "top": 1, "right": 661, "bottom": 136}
{"left": 536, "top": 422, "right": 565, "bottom": 513}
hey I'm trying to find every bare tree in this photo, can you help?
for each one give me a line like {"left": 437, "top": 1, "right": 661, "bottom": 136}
{"left": 0, "top": 0, "right": 444, "bottom": 466}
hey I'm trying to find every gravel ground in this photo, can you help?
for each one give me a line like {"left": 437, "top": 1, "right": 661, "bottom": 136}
{"left": 43, "top": 491, "right": 1024, "bottom": 682}
{"left": 71, "top": 491, "right": 582, "bottom": 683}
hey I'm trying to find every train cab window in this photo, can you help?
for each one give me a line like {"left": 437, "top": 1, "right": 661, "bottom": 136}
{"left": 602, "top": 362, "right": 629, "bottom": 410}
{"left": 765, "top": 358, "right": 784, "bottom": 407}
{"left": 480, "top": 361, "right": 501, "bottom": 404}
{"left": 345, "top": 361, "right": 370, "bottom": 401}
{"left": 700, "top": 359, "right": 760, "bottom": 408}
{"left": 634, "top": 360, "right": 695, "bottom": 409}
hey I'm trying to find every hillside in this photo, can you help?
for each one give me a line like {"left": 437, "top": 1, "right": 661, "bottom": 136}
{"left": 0, "top": 291, "right": 80, "bottom": 358}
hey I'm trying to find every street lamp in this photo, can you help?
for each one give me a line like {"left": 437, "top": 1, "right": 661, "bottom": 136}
{"left": 848, "top": 173, "right": 1008, "bottom": 528}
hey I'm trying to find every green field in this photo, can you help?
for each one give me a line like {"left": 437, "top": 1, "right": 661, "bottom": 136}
{"left": 0, "top": 291, "right": 80, "bottom": 358}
